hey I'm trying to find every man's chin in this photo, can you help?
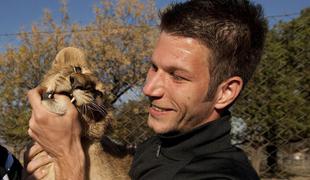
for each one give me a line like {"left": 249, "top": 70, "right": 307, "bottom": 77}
{"left": 147, "top": 117, "right": 172, "bottom": 134}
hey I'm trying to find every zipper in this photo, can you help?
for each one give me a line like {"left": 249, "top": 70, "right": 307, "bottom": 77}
{"left": 156, "top": 144, "right": 161, "bottom": 158}
{"left": 5, "top": 153, "right": 14, "bottom": 172}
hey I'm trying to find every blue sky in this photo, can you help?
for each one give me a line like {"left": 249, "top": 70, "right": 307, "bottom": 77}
{"left": 0, "top": 0, "right": 309, "bottom": 50}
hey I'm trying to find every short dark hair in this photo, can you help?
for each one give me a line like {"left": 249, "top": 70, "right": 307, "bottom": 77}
{"left": 160, "top": 0, "right": 268, "bottom": 99}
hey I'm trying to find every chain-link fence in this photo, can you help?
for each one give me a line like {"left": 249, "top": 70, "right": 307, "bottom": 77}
{"left": 238, "top": 12, "right": 309, "bottom": 179}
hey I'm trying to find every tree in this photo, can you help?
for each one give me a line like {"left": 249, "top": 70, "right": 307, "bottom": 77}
{"left": 0, "top": 0, "right": 157, "bottom": 159}
{"left": 233, "top": 8, "right": 310, "bottom": 175}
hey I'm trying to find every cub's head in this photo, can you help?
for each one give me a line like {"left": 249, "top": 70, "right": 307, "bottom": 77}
{"left": 41, "top": 47, "right": 110, "bottom": 140}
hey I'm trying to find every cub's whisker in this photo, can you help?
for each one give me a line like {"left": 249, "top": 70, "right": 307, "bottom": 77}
{"left": 85, "top": 105, "right": 96, "bottom": 121}
{"left": 91, "top": 102, "right": 107, "bottom": 113}
{"left": 89, "top": 102, "right": 107, "bottom": 116}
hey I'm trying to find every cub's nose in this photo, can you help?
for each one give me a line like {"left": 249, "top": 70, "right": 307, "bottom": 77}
{"left": 70, "top": 73, "right": 95, "bottom": 90}
{"left": 70, "top": 74, "right": 84, "bottom": 89}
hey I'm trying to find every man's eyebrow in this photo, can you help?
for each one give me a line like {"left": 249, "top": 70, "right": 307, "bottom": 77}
{"left": 150, "top": 57, "right": 193, "bottom": 76}
{"left": 166, "top": 66, "right": 188, "bottom": 72}
{"left": 151, "top": 58, "right": 190, "bottom": 73}
{"left": 164, "top": 65, "right": 194, "bottom": 78}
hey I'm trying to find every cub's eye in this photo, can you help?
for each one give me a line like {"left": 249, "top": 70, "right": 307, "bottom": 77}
{"left": 85, "top": 84, "right": 93, "bottom": 90}
{"left": 74, "top": 66, "right": 82, "bottom": 73}
{"left": 94, "top": 90, "right": 104, "bottom": 97}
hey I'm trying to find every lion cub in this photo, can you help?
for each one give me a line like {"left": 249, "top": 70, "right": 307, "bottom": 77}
{"left": 34, "top": 47, "right": 131, "bottom": 180}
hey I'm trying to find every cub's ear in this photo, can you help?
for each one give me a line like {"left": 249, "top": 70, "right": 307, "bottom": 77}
{"left": 53, "top": 47, "right": 87, "bottom": 66}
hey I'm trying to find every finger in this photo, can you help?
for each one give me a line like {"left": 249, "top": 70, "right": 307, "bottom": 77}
{"left": 25, "top": 167, "right": 48, "bottom": 180}
{"left": 26, "top": 154, "right": 53, "bottom": 174}
{"left": 53, "top": 94, "right": 71, "bottom": 102}
{"left": 27, "top": 87, "right": 45, "bottom": 110}
{"left": 54, "top": 94, "right": 78, "bottom": 116}
{"left": 27, "top": 128, "right": 34, "bottom": 139}
{"left": 53, "top": 94, "right": 74, "bottom": 110}
{"left": 28, "top": 116, "right": 35, "bottom": 132}
{"left": 27, "top": 143, "right": 45, "bottom": 162}
{"left": 28, "top": 128, "right": 40, "bottom": 143}
{"left": 24, "top": 142, "right": 43, "bottom": 166}
{"left": 28, "top": 113, "right": 46, "bottom": 131}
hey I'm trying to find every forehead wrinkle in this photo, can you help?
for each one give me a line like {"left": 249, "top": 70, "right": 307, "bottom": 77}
{"left": 153, "top": 32, "right": 210, "bottom": 75}
{"left": 151, "top": 53, "right": 191, "bottom": 76}
{"left": 175, "top": 47, "right": 192, "bottom": 55}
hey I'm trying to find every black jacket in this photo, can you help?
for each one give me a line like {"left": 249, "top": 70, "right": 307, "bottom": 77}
{"left": 0, "top": 145, "right": 23, "bottom": 180}
{"left": 129, "top": 114, "right": 259, "bottom": 180}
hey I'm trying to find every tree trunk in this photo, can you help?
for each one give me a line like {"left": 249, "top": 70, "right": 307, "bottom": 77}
{"left": 247, "top": 145, "right": 265, "bottom": 174}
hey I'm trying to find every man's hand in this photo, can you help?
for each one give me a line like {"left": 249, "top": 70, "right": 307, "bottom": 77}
{"left": 23, "top": 143, "right": 52, "bottom": 180}
{"left": 27, "top": 87, "right": 85, "bottom": 179}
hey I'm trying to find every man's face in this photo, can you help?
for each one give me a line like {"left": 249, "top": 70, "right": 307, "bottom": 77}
{"left": 143, "top": 32, "right": 216, "bottom": 134}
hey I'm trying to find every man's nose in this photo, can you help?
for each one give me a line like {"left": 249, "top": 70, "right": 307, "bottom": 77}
{"left": 143, "top": 71, "right": 164, "bottom": 98}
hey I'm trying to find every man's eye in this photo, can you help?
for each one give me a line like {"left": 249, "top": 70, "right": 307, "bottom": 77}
{"left": 171, "top": 73, "right": 185, "bottom": 81}
{"left": 150, "top": 63, "right": 158, "bottom": 71}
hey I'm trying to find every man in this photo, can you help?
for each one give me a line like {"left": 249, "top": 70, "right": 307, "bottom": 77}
{"left": 26, "top": 0, "right": 267, "bottom": 179}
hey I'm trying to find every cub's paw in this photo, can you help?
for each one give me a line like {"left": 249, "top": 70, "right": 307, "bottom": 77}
{"left": 41, "top": 74, "right": 72, "bottom": 99}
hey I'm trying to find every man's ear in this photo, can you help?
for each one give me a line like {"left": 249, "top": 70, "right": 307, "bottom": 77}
{"left": 214, "top": 76, "right": 243, "bottom": 110}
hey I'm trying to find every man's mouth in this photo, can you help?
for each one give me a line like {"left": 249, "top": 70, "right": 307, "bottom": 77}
{"left": 150, "top": 104, "right": 173, "bottom": 112}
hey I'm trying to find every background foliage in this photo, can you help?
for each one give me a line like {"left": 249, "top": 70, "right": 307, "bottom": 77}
{"left": 0, "top": 0, "right": 157, "bottom": 156}
{"left": 233, "top": 8, "right": 310, "bottom": 177}
{"left": 0, "top": 1, "right": 309, "bottom": 179}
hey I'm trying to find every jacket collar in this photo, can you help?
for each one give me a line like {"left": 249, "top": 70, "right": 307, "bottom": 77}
{"left": 157, "top": 112, "right": 232, "bottom": 161}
